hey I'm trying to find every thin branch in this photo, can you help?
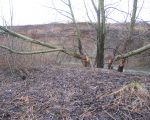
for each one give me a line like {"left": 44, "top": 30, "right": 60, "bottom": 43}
{"left": 104, "top": 110, "right": 116, "bottom": 120}
{"left": 44, "top": 5, "right": 71, "bottom": 15}
{"left": 83, "top": 0, "right": 93, "bottom": 23}
{"left": 91, "top": 0, "right": 97, "bottom": 13}
{"left": 105, "top": 6, "right": 146, "bottom": 22}
{"left": 9, "top": 0, "right": 14, "bottom": 26}
{"left": 104, "top": 1, "right": 121, "bottom": 8}
{"left": 0, "top": 45, "right": 63, "bottom": 55}
{"left": 124, "top": 0, "right": 130, "bottom": 23}
{"left": 136, "top": 0, "right": 144, "bottom": 19}
{"left": 46, "top": 6, "right": 73, "bottom": 20}
{"left": 67, "top": 0, "right": 84, "bottom": 55}
{"left": 105, "top": 1, "right": 120, "bottom": 17}
{"left": 60, "top": 0, "right": 69, "bottom": 6}
{"left": 106, "top": 17, "right": 121, "bottom": 23}
{"left": 83, "top": 0, "right": 96, "bottom": 29}
{"left": 105, "top": 7, "right": 132, "bottom": 16}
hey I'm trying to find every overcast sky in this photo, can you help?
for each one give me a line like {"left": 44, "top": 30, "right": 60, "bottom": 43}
{"left": 0, "top": 0, "right": 149, "bottom": 25}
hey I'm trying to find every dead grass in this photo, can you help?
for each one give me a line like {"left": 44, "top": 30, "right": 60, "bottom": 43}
{"left": 0, "top": 66, "right": 150, "bottom": 120}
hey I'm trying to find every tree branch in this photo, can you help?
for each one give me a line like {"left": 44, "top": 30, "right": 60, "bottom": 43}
{"left": 67, "top": 0, "right": 84, "bottom": 55}
{"left": 0, "top": 26, "right": 83, "bottom": 60}
{"left": 114, "top": 43, "right": 150, "bottom": 61}
{"left": 0, "top": 45, "right": 63, "bottom": 55}
{"left": 91, "top": 0, "right": 98, "bottom": 13}
{"left": 0, "top": 26, "right": 59, "bottom": 49}
{"left": 45, "top": 6, "right": 73, "bottom": 20}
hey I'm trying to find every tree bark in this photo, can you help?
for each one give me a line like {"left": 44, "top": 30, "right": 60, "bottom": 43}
{"left": 68, "top": 0, "right": 84, "bottom": 55}
{"left": 123, "top": 0, "right": 138, "bottom": 52}
{"left": 115, "top": 43, "right": 150, "bottom": 61}
{"left": 96, "top": 0, "right": 105, "bottom": 68}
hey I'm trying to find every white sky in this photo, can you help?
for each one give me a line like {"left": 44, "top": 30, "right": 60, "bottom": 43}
{"left": 0, "top": 0, "right": 149, "bottom": 25}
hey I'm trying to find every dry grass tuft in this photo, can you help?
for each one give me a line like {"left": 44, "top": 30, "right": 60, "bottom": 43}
{"left": 81, "top": 81, "right": 150, "bottom": 119}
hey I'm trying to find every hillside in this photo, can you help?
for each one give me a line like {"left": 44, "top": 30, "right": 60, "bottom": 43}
{"left": 0, "top": 23, "right": 150, "bottom": 120}
{"left": 0, "top": 65, "right": 150, "bottom": 120}
{"left": 1, "top": 22, "right": 149, "bottom": 70}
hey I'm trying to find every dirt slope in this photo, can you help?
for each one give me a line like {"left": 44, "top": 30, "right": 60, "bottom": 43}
{"left": 0, "top": 65, "right": 150, "bottom": 120}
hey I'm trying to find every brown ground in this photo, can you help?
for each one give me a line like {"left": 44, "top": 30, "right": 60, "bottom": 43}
{"left": 0, "top": 65, "right": 150, "bottom": 120}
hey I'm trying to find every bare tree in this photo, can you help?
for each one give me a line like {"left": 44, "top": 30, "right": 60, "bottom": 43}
{"left": 1, "top": 0, "right": 149, "bottom": 71}
{"left": 0, "top": 24, "right": 150, "bottom": 69}
{"left": 94, "top": 0, "right": 106, "bottom": 68}
{"left": 67, "top": 0, "right": 84, "bottom": 55}
{"left": 47, "top": 0, "right": 91, "bottom": 66}
{"left": 82, "top": 0, "right": 106, "bottom": 68}
{"left": 123, "top": 0, "right": 138, "bottom": 52}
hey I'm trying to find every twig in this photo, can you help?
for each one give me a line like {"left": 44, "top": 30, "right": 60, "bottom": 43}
{"left": 104, "top": 110, "right": 116, "bottom": 120}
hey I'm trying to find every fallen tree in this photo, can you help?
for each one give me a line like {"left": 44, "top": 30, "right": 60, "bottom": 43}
{"left": 0, "top": 26, "right": 150, "bottom": 66}
{"left": 114, "top": 43, "right": 150, "bottom": 61}
{"left": 0, "top": 26, "right": 83, "bottom": 59}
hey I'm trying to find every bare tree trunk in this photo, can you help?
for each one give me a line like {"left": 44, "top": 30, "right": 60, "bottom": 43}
{"left": 96, "top": 0, "right": 106, "bottom": 68}
{"left": 67, "top": 0, "right": 91, "bottom": 67}
{"left": 1, "top": 26, "right": 150, "bottom": 66}
{"left": 129, "top": 0, "right": 138, "bottom": 41}
{"left": 0, "top": 26, "right": 83, "bottom": 59}
{"left": 67, "top": 0, "right": 84, "bottom": 55}
{"left": 123, "top": 0, "right": 138, "bottom": 52}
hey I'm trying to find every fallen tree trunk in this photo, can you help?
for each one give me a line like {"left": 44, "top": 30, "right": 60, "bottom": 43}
{"left": 0, "top": 26, "right": 150, "bottom": 64}
{"left": 114, "top": 43, "right": 150, "bottom": 61}
{"left": 0, "top": 26, "right": 82, "bottom": 59}
{"left": 0, "top": 26, "right": 59, "bottom": 49}
{"left": 0, "top": 45, "right": 63, "bottom": 55}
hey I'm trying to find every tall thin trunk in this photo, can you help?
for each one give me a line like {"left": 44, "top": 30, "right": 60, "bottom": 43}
{"left": 96, "top": 0, "right": 105, "bottom": 68}
{"left": 129, "top": 0, "right": 138, "bottom": 41}
{"left": 123, "top": 0, "right": 138, "bottom": 52}
{"left": 68, "top": 0, "right": 83, "bottom": 55}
